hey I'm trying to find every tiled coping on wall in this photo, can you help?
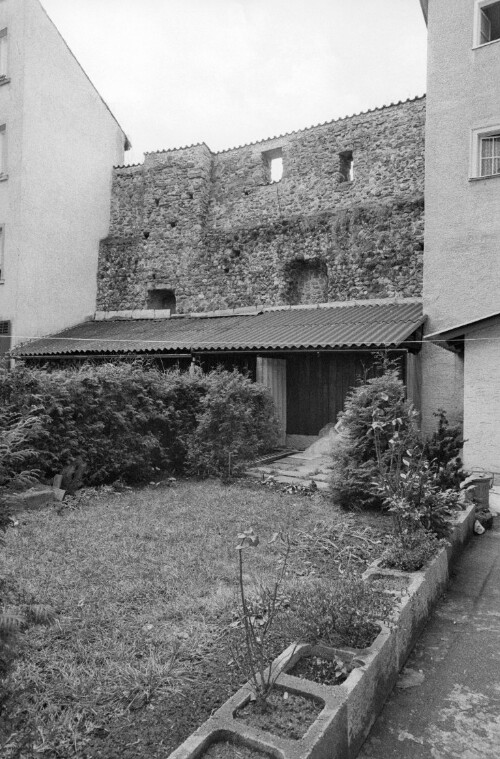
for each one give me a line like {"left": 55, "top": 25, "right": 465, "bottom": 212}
{"left": 168, "top": 503, "right": 476, "bottom": 759}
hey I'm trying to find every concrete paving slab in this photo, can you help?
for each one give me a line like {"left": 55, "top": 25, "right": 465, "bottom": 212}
{"left": 357, "top": 519, "right": 500, "bottom": 759}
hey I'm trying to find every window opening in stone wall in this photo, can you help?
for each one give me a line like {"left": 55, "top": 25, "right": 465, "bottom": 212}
{"left": 0, "top": 29, "right": 8, "bottom": 79}
{"left": 476, "top": 1, "right": 500, "bottom": 44}
{"left": 147, "top": 288, "right": 176, "bottom": 313}
{"left": 338, "top": 150, "right": 354, "bottom": 182}
{"left": 262, "top": 147, "right": 283, "bottom": 183}
{"left": 480, "top": 133, "right": 500, "bottom": 176}
{"left": 284, "top": 259, "right": 328, "bottom": 305}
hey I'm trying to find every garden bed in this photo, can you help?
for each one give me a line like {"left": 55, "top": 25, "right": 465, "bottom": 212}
{"left": 0, "top": 479, "right": 392, "bottom": 759}
{"left": 166, "top": 503, "right": 476, "bottom": 759}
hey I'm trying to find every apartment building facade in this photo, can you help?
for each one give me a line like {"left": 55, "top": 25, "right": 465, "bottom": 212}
{"left": 0, "top": 0, "right": 129, "bottom": 358}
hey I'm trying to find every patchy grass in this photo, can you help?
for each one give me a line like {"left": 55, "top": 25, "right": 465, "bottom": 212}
{"left": 1, "top": 479, "right": 391, "bottom": 758}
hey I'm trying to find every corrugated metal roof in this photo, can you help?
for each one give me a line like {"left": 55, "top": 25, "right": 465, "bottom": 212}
{"left": 14, "top": 301, "right": 425, "bottom": 358}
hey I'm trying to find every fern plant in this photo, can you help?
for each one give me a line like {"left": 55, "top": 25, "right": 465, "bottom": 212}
{"left": 1, "top": 411, "right": 52, "bottom": 677}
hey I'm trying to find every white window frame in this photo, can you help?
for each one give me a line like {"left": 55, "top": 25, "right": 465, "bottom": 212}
{"left": 473, "top": 0, "right": 500, "bottom": 47}
{"left": 0, "top": 225, "right": 5, "bottom": 281}
{"left": 0, "top": 124, "right": 7, "bottom": 178}
{"left": 0, "top": 28, "right": 7, "bottom": 78}
{"left": 470, "top": 124, "right": 500, "bottom": 179}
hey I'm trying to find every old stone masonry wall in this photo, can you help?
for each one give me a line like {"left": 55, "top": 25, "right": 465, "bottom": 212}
{"left": 97, "top": 96, "right": 425, "bottom": 313}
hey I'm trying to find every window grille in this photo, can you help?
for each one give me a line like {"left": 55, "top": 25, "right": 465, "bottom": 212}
{"left": 480, "top": 134, "right": 500, "bottom": 176}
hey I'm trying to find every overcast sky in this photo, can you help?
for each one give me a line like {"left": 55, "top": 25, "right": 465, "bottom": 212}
{"left": 41, "top": 0, "right": 428, "bottom": 164}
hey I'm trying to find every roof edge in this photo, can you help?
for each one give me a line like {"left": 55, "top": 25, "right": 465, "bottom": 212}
{"left": 419, "top": 0, "right": 428, "bottom": 24}
{"left": 425, "top": 310, "right": 500, "bottom": 342}
{"left": 137, "top": 96, "right": 426, "bottom": 159}
{"left": 38, "top": 0, "right": 131, "bottom": 150}
{"left": 93, "top": 297, "right": 423, "bottom": 322}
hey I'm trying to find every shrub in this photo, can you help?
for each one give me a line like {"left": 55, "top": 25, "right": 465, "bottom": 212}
{"left": 330, "top": 358, "right": 419, "bottom": 510}
{"left": 0, "top": 364, "right": 279, "bottom": 486}
{"left": 0, "top": 411, "right": 40, "bottom": 535}
{"left": 423, "top": 409, "right": 465, "bottom": 490}
{"left": 186, "top": 369, "right": 280, "bottom": 479}
{"left": 374, "top": 442, "right": 461, "bottom": 539}
{"left": 289, "top": 572, "right": 394, "bottom": 649}
{"left": 380, "top": 530, "right": 442, "bottom": 572}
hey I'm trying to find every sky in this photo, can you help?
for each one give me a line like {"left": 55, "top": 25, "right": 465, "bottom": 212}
{"left": 41, "top": 0, "right": 428, "bottom": 165}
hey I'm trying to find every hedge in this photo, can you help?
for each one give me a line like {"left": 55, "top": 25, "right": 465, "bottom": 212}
{"left": 0, "top": 364, "right": 280, "bottom": 486}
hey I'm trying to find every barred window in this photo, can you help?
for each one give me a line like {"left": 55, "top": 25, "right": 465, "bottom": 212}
{"left": 480, "top": 134, "right": 500, "bottom": 177}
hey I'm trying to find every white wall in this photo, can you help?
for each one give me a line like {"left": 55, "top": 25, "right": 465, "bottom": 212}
{"left": 0, "top": 0, "right": 126, "bottom": 347}
{"left": 424, "top": 0, "right": 500, "bottom": 332}
{"left": 420, "top": 342, "right": 464, "bottom": 436}
{"left": 422, "top": 0, "right": 500, "bottom": 472}
{"left": 0, "top": 0, "right": 26, "bottom": 331}
{"left": 463, "top": 321, "right": 500, "bottom": 475}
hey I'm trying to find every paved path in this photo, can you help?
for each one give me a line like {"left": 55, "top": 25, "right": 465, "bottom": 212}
{"left": 358, "top": 517, "right": 500, "bottom": 759}
{"left": 246, "top": 431, "right": 340, "bottom": 490}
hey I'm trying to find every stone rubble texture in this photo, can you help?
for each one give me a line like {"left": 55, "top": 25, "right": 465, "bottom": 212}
{"left": 97, "top": 97, "right": 425, "bottom": 314}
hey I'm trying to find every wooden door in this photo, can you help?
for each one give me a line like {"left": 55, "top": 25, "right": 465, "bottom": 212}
{"left": 256, "top": 357, "right": 287, "bottom": 445}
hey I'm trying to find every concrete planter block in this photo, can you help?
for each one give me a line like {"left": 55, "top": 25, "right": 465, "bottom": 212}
{"left": 172, "top": 728, "right": 284, "bottom": 759}
{"left": 334, "top": 627, "right": 397, "bottom": 757}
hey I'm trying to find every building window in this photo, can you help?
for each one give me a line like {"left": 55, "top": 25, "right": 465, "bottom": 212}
{"left": 0, "top": 28, "right": 7, "bottom": 79}
{"left": 471, "top": 126, "right": 500, "bottom": 178}
{"left": 262, "top": 147, "right": 283, "bottom": 183}
{"left": 0, "top": 225, "right": 4, "bottom": 280}
{"left": 474, "top": 1, "right": 500, "bottom": 46}
{"left": 0, "top": 320, "right": 10, "bottom": 360}
{"left": 480, "top": 133, "right": 500, "bottom": 176}
{"left": 147, "top": 288, "right": 176, "bottom": 312}
{"left": 338, "top": 150, "right": 354, "bottom": 182}
{"left": 0, "top": 124, "right": 7, "bottom": 177}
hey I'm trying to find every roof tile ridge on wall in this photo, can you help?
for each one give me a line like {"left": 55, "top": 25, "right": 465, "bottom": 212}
{"left": 113, "top": 162, "right": 144, "bottom": 170}
{"left": 144, "top": 142, "right": 214, "bottom": 156}
{"left": 112, "top": 94, "right": 426, "bottom": 167}
{"left": 215, "top": 94, "right": 426, "bottom": 154}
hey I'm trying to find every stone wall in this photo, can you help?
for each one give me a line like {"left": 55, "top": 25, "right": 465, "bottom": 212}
{"left": 97, "top": 97, "right": 425, "bottom": 313}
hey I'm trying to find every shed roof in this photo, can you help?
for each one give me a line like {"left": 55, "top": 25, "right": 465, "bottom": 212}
{"left": 14, "top": 301, "right": 425, "bottom": 358}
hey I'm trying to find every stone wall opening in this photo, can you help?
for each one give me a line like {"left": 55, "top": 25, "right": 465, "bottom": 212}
{"left": 147, "top": 288, "right": 176, "bottom": 313}
{"left": 338, "top": 150, "right": 354, "bottom": 182}
{"left": 262, "top": 147, "right": 283, "bottom": 183}
{"left": 284, "top": 258, "right": 328, "bottom": 305}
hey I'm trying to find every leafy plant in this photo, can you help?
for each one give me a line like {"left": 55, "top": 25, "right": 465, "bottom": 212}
{"left": 423, "top": 409, "right": 465, "bottom": 490}
{"left": 330, "top": 356, "right": 419, "bottom": 510}
{"left": 232, "top": 528, "right": 292, "bottom": 711}
{"left": 290, "top": 571, "right": 394, "bottom": 649}
{"left": 380, "top": 530, "right": 442, "bottom": 572}
{"left": 0, "top": 364, "right": 280, "bottom": 487}
{"left": 186, "top": 369, "right": 280, "bottom": 480}
{"left": 0, "top": 412, "right": 54, "bottom": 686}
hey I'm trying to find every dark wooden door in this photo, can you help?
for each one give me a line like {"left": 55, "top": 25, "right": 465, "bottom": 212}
{"left": 286, "top": 353, "right": 378, "bottom": 435}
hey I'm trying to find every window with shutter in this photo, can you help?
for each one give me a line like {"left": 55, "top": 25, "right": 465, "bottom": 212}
{"left": 475, "top": 1, "right": 500, "bottom": 46}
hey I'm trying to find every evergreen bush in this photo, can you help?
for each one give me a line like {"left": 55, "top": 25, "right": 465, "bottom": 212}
{"left": 0, "top": 364, "right": 279, "bottom": 486}
{"left": 330, "top": 359, "right": 419, "bottom": 510}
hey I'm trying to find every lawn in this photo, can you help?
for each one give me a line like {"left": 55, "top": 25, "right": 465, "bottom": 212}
{"left": 0, "top": 479, "right": 391, "bottom": 758}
